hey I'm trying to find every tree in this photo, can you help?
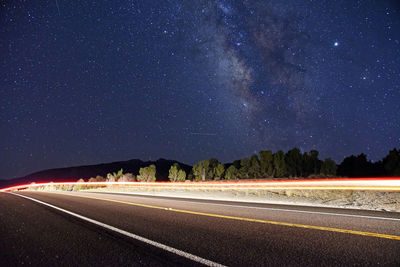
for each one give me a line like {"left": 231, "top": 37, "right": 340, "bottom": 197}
{"left": 119, "top": 173, "right": 135, "bottom": 182}
{"left": 214, "top": 163, "right": 225, "bottom": 180}
{"left": 302, "top": 150, "right": 322, "bottom": 177}
{"left": 169, "top": 163, "right": 186, "bottom": 182}
{"left": 382, "top": 149, "right": 400, "bottom": 176}
{"left": 309, "top": 150, "right": 322, "bottom": 175}
{"left": 302, "top": 152, "right": 312, "bottom": 177}
{"left": 320, "top": 158, "right": 337, "bottom": 176}
{"left": 208, "top": 158, "right": 219, "bottom": 180}
{"left": 106, "top": 173, "right": 116, "bottom": 182}
{"left": 239, "top": 158, "right": 251, "bottom": 178}
{"left": 259, "top": 150, "right": 273, "bottom": 177}
{"left": 169, "top": 163, "right": 179, "bottom": 181}
{"left": 232, "top": 160, "right": 241, "bottom": 169}
{"left": 225, "top": 165, "right": 239, "bottom": 180}
{"left": 137, "top": 164, "right": 156, "bottom": 182}
{"left": 273, "top": 150, "right": 287, "bottom": 177}
{"left": 89, "top": 175, "right": 106, "bottom": 182}
{"left": 285, "top": 148, "right": 303, "bottom": 177}
{"left": 177, "top": 169, "right": 186, "bottom": 181}
{"left": 113, "top": 168, "right": 124, "bottom": 180}
{"left": 96, "top": 175, "right": 106, "bottom": 181}
{"left": 338, "top": 153, "right": 372, "bottom": 177}
{"left": 193, "top": 160, "right": 210, "bottom": 181}
{"left": 249, "top": 154, "right": 261, "bottom": 178}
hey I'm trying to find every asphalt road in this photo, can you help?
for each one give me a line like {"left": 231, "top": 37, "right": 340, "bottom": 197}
{"left": 1, "top": 191, "right": 399, "bottom": 266}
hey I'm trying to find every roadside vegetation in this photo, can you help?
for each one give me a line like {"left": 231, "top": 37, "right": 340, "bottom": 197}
{"left": 187, "top": 147, "right": 400, "bottom": 181}
{"left": 68, "top": 147, "right": 400, "bottom": 184}
{"left": 25, "top": 148, "right": 399, "bottom": 193}
{"left": 168, "top": 163, "right": 186, "bottom": 182}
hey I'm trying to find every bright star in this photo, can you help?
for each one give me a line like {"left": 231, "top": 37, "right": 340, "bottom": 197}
{"left": 334, "top": 41, "right": 339, "bottom": 47}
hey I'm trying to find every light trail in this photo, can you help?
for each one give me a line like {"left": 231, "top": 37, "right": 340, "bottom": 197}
{"left": 1, "top": 178, "right": 400, "bottom": 192}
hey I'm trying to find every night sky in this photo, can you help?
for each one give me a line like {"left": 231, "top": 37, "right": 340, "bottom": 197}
{"left": 1, "top": 0, "right": 400, "bottom": 180}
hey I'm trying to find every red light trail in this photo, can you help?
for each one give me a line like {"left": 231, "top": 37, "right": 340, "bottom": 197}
{"left": 1, "top": 178, "right": 400, "bottom": 192}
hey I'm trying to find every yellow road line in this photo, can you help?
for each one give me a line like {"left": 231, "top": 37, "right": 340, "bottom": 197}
{"left": 28, "top": 191, "right": 400, "bottom": 241}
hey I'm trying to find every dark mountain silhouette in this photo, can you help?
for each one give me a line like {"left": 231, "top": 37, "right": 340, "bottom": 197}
{"left": 0, "top": 158, "right": 192, "bottom": 188}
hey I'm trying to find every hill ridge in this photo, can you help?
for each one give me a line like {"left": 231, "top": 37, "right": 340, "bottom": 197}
{"left": 0, "top": 158, "right": 192, "bottom": 188}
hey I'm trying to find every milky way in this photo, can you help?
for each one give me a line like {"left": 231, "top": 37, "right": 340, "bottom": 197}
{"left": 1, "top": 0, "right": 399, "bottom": 179}
{"left": 196, "top": 1, "right": 329, "bottom": 147}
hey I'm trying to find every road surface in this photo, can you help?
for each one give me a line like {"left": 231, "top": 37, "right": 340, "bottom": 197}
{"left": 1, "top": 191, "right": 399, "bottom": 266}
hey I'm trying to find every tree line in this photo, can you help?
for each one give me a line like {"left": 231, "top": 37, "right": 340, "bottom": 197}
{"left": 188, "top": 148, "right": 337, "bottom": 181}
{"left": 80, "top": 148, "right": 399, "bottom": 183}
{"left": 186, "top": 148, "right": 399, "bottom": 181}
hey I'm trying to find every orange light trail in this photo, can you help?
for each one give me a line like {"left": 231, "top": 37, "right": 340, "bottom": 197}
{"left": 1, "top": 178, "right": 400, "bottom": 192}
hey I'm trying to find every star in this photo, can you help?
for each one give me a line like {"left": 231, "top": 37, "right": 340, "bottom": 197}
{"left": 0, "top": 0, "right": 399, "bottom": 180}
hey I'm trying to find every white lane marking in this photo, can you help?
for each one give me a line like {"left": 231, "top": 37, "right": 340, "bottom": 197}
{"left": 93, "top": 192, "right": 400, "bottom": 222}
{"left": 9, "top": 192, "right": 225, "bottom": 267}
